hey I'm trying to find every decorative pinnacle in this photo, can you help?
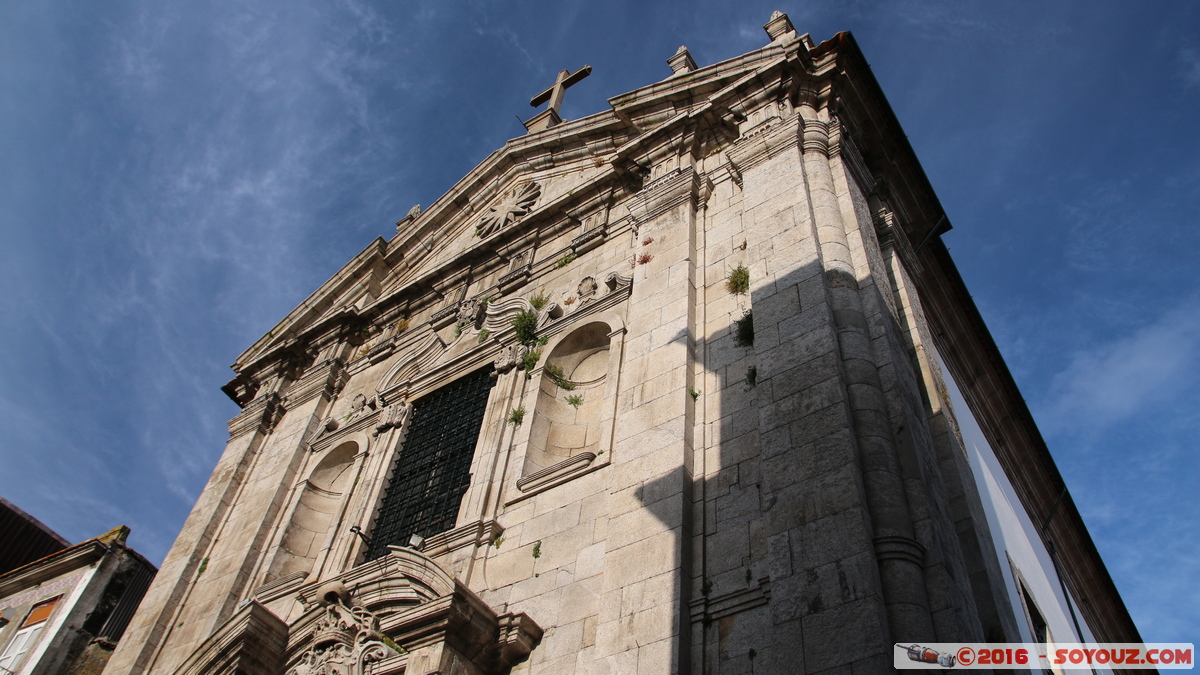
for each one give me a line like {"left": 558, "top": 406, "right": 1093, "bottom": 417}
{"left": 764, "top": 11, "right": 796, "bottom": 42}
{"left": 668, "top": 45, "right": 697, "bottom": 76}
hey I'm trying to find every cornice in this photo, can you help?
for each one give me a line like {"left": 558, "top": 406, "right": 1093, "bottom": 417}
{"left": 227, "top": 391, "right": 283, "bottom": 439}
{"left": 415, "top": 519, "right": 504, "bottom": 560}
{"left": 235, "top": 239, "right": 388, "bottom": 370}
{"left": 918, "top": 239, "right": 1143, "bottom": 644}
{"left": 626, "top": 167, "right": 701, "bottom": 228}
{"left": 873, "top": 208, "right": 922, "bottom": 276}
{"left": 0, "top": 541, "right": 106, "bottom": 597}
{"left": 176, "top": 600, "right": 287, "bottom": 675}
{"left": 281, "top": 358, "right": 346, "bottom": 409}
{"left": 726, "top": 114, "right": 799, "bottom": 180}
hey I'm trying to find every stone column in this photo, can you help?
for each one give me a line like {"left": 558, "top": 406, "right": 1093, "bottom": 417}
{"left": 797, "top": 106, "right": 935, "bottom": 642}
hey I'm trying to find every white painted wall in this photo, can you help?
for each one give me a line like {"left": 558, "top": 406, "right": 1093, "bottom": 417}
{"left": 935, "top": 349, "right": 1104, "bottom": 655}
{"left": 17, "top": 563, "right": 96, "bottom": 675}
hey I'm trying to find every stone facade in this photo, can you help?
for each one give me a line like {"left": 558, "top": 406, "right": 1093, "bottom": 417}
{"left": 105, "top": 12, "right": 1140, "bottom": 675}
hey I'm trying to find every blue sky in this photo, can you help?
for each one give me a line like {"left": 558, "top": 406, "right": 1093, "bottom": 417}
{"left": 1, "top": 0, "right": 1196, "bottom": 642}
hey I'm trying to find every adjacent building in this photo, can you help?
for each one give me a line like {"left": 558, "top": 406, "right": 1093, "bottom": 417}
{"left": 0, "top": 523, "right": 156, "bottom": 675}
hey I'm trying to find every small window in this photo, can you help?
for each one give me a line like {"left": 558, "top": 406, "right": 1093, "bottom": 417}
{"left": 1019, "top": 579, "right": 1051, "bottom": 645}
{"left": 0, "top": 597, "right": 59, "bottom": 672}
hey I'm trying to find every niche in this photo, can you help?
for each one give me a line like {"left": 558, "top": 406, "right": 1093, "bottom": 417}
{"left": 524, "top": 322, "right": 611, "bottom": 475}
{"left": 266, "top": 441, "right": 358, "bottom": 583}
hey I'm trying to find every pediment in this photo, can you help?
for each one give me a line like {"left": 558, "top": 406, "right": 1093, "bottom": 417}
{"left": 229, "top": 29, "right": 822, "bottom": 389}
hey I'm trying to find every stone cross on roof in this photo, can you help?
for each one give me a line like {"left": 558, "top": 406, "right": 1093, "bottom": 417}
{"left": 523, "top": 65, "right": 591, "bottom": 133}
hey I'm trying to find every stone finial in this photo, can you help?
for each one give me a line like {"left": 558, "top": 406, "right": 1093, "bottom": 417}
{"left": 396, "top": 203, "right": 421, "bottom": 232}
{"left": 667, "top": 45, "right": 697, "bottom": 76}
{"left": 764, "top": 11, "right": 796, "bottom": 42}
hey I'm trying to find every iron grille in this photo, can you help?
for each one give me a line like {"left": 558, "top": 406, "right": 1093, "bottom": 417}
{"left": 365, "top": 366, "right": 494, "bottom": 561}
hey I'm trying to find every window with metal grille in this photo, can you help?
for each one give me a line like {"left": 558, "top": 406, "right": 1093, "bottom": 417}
{"left": 364, "top": 366, "right": 494, "bottom": 561}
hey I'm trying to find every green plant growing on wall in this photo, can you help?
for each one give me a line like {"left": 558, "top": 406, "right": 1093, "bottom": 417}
{"left": 520, "top": 350, "right": 542, "bottom": 376}
{"left": 477, "top": 329, "right": 490, "bottom": 344}
{"left": 689, "top": 387, "right": 701, "bottom": 401}
{"left": 545, "top": 364, "right": 576, "bottom": 390}
{"left": 733, "top": 310, "right": 754, "bottom": 347}
{"left": 532, "top": 541, "right": 542, "bottom": 558}
{"left": 726, "top": 264, "right": 750, "bottom": 294}
{"left": 381, "top": 635, "right": 406, "bottom": 654}
{"left": 196, "top": 558, "right": 208, "bottom": 578}
{"left": 566, "top": 394, "right": 583, "bottom": 408}
{"left": 529, "top": 291, "right": 549, "bottom": 310}
{"left": 511, "top": 310, "right": 539, "bottom": 346}
{"left": 507, "top": 407, "right": 525, "bottom": 426}
{"left": 556, "top": 253, "right": 576, "bottom": 269}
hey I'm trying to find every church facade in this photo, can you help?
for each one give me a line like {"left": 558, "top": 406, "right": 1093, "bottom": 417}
{"left": 105, "top": 13, "right": 1141, "bottom": 674}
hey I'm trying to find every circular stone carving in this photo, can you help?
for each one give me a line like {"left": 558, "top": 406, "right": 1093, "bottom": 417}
{"left": 476, "top": 182, "right": 541, "bottom": 238}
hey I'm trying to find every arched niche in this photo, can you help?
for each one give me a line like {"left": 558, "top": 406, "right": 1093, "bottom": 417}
{"left": 266, "top": 441, "right": 359, "bottom": 583}
{"left": 524, "top": 321, "right": 612, "bottom": 475}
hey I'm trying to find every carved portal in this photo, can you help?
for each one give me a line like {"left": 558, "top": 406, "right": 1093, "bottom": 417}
{"left": 287, "top": 598, "right": 392, "bottom": 675}
{"left": 476, "top": 182, "right": 541, "bottom": 238}
{"left": 281, "top": 549, "right": 542, "bottom": 675}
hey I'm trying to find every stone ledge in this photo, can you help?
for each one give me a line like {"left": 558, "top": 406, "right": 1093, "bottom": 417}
{"left": 688, "top": 576, "right": 772, "bottom": 624}
{"left": 515, "top": 452, "right": 597, "bottom": 494}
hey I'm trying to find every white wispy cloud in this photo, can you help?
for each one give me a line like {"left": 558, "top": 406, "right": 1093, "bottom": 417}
{"left": 1044, "top": 295, "right": 1200, "bottom": 434}
{"left": 1180, "top": 47, "right": 1200, "bottom": 90}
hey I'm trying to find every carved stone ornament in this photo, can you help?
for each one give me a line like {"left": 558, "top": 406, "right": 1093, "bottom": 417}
{"left": 493, "top": 344, "right": 531, "bottom": 373}
{"left": 310, "top": 393, "right": 384, "bottom": 447}
{"left": 374, "top": 401, "right": 411, "bottom": 436}
{"left": 578, "top": 277, "right": 598, "bottom": 300}
{"left": 455, "top": 297, "right": 481, "bottom": 327}
{"left": 287, "top": 599, "right": 393, "bottom": 675}
{"left": 476, "top": 182, "right": 541, "bottom": 238}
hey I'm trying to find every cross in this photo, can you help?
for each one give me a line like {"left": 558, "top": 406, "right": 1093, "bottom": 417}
{"left": 524, "top": 65, "right": 591, "bottom": 132}
{"left": 530, "top": 65, "right": 591, "bottom": 115}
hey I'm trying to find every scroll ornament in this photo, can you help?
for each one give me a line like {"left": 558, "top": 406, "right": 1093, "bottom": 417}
{"left": 287, "top": 599, "right": 394, "bottom": 675}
